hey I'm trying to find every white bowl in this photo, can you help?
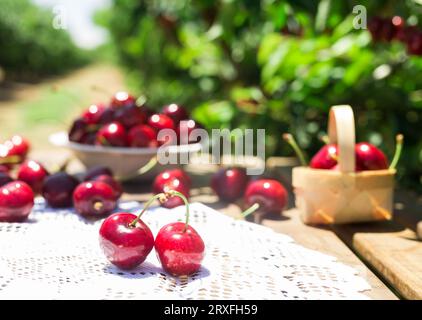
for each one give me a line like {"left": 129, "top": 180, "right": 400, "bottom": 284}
{"left": 49, "top": 132, "right": 202, "bottom": 180}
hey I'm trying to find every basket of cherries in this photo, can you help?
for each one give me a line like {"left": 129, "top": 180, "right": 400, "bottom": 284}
{"left": 286, "top": 105, "right": 403, "bottom": 225}
{"left": 50, "top": 92, "right": 202, "bottom": 180}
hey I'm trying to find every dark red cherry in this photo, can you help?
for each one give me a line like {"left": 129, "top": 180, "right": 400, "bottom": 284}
{"left": 0, "top": 172, "right": 13, "bottom": 187}
{"left": 155, "top": 222, "right": 205, "bottom": 276}
{"left": 368, "top": 17, "right": 385, "bottom": 41}
{"left": 91, "top": 174, "right": 123, "bottom": 200}
{"left": 73, "top": 181, "right": 117, "bottom": 216}
{"left": 17, "top": 160, "right": 49, "bottom": 194}
{"left": 81, "top": 104, "right": 106, "bottom": 124}
{"left": 114, "top": 104, "right": 148, "bottom": 128}
{"left": 128, "top": 125, "right": 158, "bottom": 148}
{"left": 407, "top": 32, "right": 422, "bottom": 56}
{"left": 99, "top": 212, "right": 154, "bottom": 270}
{"left": 95, "top": 122, "right": 128, "bottom": 147}
{"left": 211, "top": 167, "right": 249, "bottom": 202}
{"left": 79, "top": 132, "right": 97, "bottom": 145}
{"left": 110, "top": 92, "right": 136, "bottom": 109}
{"left": 84, "top": 166, "right": 113, "bottom": 181}
{"left": 154, "top": 178, "right": 190, "bottom": 209}
{"left": 355, "top": 142, "right": 388, "bottom": 171}
{"left": 396, "top": 25, "right": 419, "bottom": 43}
{"left": 310, "top": 144, "right": 338, "bottom": 169}
{"left": 42, "top": 172, "right": 79, "bottom": 208}
{"left": 153, "top": 169, "right": 191, "bottom": 192}
{"left": 162, "top": 103, "right": 189, "bottom": 124}
{"left": 69, "top": 118, "right": 89, "bottom": 143}
{"left": 0, "top": 181, "right": 34, "bottom": 222}
{"left": 177, "top": 119, "right": 203, "bottom": 144}
{"left": 98, "top": 107, "right": 116, "bottom": 125}
{"left": 244, "top": 179, "right": 287, "bottom": 215}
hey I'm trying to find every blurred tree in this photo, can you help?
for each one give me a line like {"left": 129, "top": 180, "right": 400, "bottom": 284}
{"left": 98, "top": 0, "right": 422, "bottom": 191}
{"left": 0, "top": 0, "right": 88, "bottom": 81}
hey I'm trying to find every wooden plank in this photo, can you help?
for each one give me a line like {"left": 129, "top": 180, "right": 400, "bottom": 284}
{"left": 333, "top": 191, "right": 422, "bottom": 300}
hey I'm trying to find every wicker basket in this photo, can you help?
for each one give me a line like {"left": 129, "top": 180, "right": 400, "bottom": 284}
{"left": 292, "top": 105, "right": 395, "bottom": 224}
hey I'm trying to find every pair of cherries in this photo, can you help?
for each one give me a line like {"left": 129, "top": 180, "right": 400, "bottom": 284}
{"left": 69, "top": 91, "right": 201, "bottom": 148}
{"left": 99, "top": 191, "right": 205, "bottom": 276}
{"left": 211, "top": 168, "right": 288, "bottom": 217}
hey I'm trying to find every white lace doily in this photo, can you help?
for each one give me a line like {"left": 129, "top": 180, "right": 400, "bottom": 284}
{"left": 0, "top": 199, "right": 370, "bottom": 299}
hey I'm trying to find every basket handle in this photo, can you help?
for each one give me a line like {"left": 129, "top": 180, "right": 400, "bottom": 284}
{"left": 328, "top": 105, "right": 356, "bottom": 173}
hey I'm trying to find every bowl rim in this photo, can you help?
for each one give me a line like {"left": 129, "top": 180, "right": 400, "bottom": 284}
{"left": 49, "top": 131, "right": 202, "bottom": 155}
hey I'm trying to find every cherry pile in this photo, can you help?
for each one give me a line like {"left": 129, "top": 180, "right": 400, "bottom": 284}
{"left": 368, "top": 16, "right": 422, "bottom": 55}
{"left": 99, "top": 191, "right": 205, "bottom": 276}
{"left": 69, "top": 91, "right": 202, "bottom": 147}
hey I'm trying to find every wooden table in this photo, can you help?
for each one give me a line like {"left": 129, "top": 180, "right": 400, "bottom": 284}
{"left": 34, "top": 150, "right": 422, "bottom": 300}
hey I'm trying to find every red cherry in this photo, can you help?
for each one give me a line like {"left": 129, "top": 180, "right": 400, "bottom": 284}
{"left": 0, "top": 172, "right": 13, "bottom": 187}
{"left": 211, "top": 167, "right": 249, "bottom": 202}
{"left": 69, "top": 118, "right": 89, "bottom": 143}
{"left": 84, "top": 166, "right": 113, "bottom": 181}
{"left": 128, "top": 125, "right": 158, "bottom": 148}
{"left": 244, "top": 179, "right": 287, "bottom": 214}
{"left": 98, "top": 107, "right": 116, "bottom": 125}
{"left": 368, "top": 17, "right": 385, "bottom": 41}
{"left": 73, "top": 181, "right": 117, "bottom": 216}
{"left": 99, "top": 212, "right": 154, "bottom": 270}
{"left": 17, "top": 160, "right": 49, "bottom": 194}
{"left": 42, "top": 172, "right": 79, "bottom": 208}
{"left": 155, "top": 222, "right": 205, "bottom": 276}
{"left": 81, "top": 104, "right": 106, "bottom": 124}
{"left": 355, "top": 142, "right": 388, "bottom": 171}
{"left": 148, "top": 114, "right": 175, "bottom": 132}
{"left": 5, "top": 135, "right": 30, "bottom": 161}
{"left": 162, "top": 103, "right": 189, "bottom": 124}
{"left": 114, "top": 105, "right": 148, "bottom": 128}
{"left": 153, "top": 169, "right": 191, "bottom": 192}
{"left": 96, "top": 122, "right": 128, "bottom": 147}
{"left": 396, "top": 25, "right": 419, "bottom": 43}
{"left": 407, "top": 32, "right": 422, "bottom": 56}
{"left": 310, "top": 144, "right": 338, "bottom": 169}
{"left": 0, "top": 181, "right": 34, "bottom": 222}
{"left": 91, "top": 174, "right": 123, "bottom": 200}
{"left": 110, "top": 91, "right": 136, "bottom": 109}
{"left": 177, "top": 119, "right": 203, "bottom": 144}
{"left": 154, "top": 178, "right": 190, "bottom": 209}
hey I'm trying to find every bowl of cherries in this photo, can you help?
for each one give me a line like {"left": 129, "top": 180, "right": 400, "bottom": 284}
{"left": 50, "top": 92, "right": 202, "bottom": 180}
{"left": 286, "top": 105, "right": 403, "bottom": 225}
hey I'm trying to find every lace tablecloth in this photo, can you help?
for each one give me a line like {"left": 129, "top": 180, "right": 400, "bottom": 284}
{"left": 0, "top": 200, "right": 370, "bottom": 299}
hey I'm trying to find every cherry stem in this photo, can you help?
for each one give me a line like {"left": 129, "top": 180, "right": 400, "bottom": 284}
{"left": 129, "top": 190, "right": 190, "bottom": 232}
{"left": 320, "top": 135, "right": 330, "bottom": 145}
{"left": 241, "top": 203, "right": 260, "bottom": 218}
{"left": 282, "top": 133, "right": 308, "bottom": 166}
{"left": 389, "top": 134, "right": 404, "bottom": 170}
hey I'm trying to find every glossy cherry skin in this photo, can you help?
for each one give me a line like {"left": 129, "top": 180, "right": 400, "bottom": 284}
{"left": 4, "top": 135, "right": 30, "bottom": 161}
{"left": 162, "top": 104, "right": 189, "bottom": 124}
{"left": 310, "top": 144, "right": 338, "bottom": 169}
{"left": 95, "top": 122, "right": 128, "bottom": 147}
{"left": 0, "top": 181, "right": 34, "bottom": 222}
{"left": 42, "top": 172, "right": 79, "bottom": 208}
{"left": 211, "top": 167, "right": 249, "bottom": 202}
{"left": 73, "top": 181, "right": 117, "bottom": 216}
{"left": 155, "top": 222, "right": 205, "bottom": 276}
{"left": 114, "top": 104, "right": 148, "bottom": 129}
{"left": 91, "top": 174, "right": 123, "bottom": 200}
{"left": 244, "top": 179, "right": 287, "bottom": 215}
{"left": 82, "top": 104, "right": 106, "bottom": 124}
{"left": 148, "top": 114, "right": 175, "bottom": 132}
{"left": 17, "top": 160, "right": 49, "bottom": 194}
{"left": 153, "top": 169, "right": 191, "bottom": 192}
{"left": 355, "top": 142, "right": 388, "bottom": 171}
{"left": 0, "top": 172, "right": 13, "bottom": 187}
{"left": 177, "top": 119, "right": 203, "bottom": 144}
{"left": 110, "top": 92, "right": 136, "bottom": 109}
{"left": 154, "top": 177, "right": 190, "bottom": 209}
{"left": 99, "top": 212, "right": 154, "bottom": 270}
{"left": 128, "top": 125, "right": 158, "bottom": 148}
{"left": 98, "top": 107, "right": 116, "bottom": 125}
{"left": 84, "top": 166, "right": 113, "bottom": 181}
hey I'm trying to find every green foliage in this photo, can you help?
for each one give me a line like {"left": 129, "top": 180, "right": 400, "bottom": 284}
{"left": 0, "top": 0, "right": 88, "bottom": 80}
{"left": 101, "top": 0, "right": 422, "bottom": 191}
